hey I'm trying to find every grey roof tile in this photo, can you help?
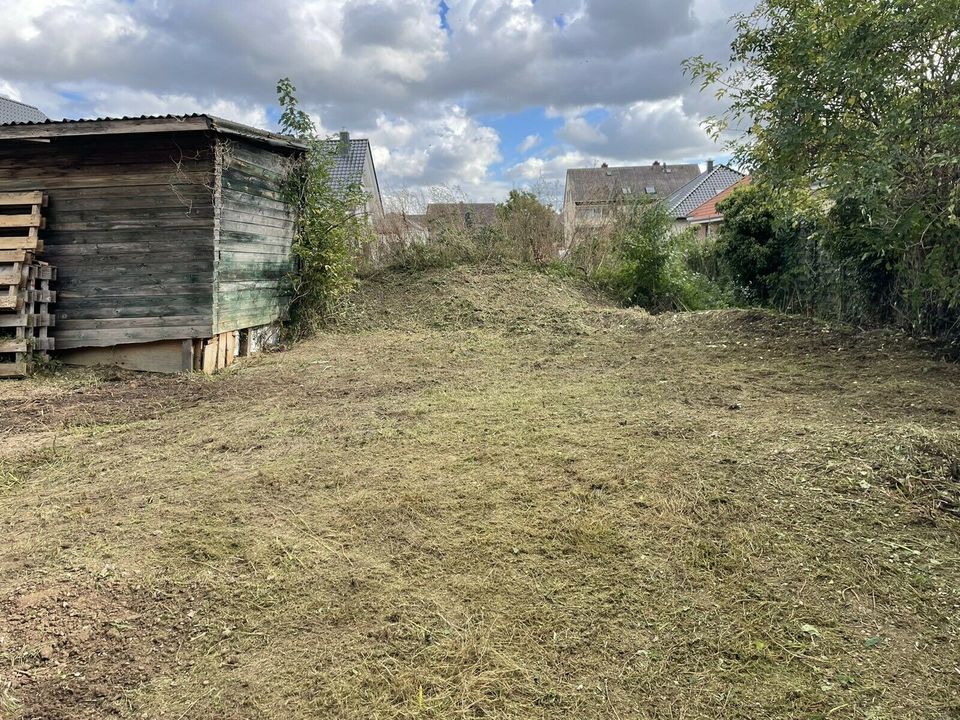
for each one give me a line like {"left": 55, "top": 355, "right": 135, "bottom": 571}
{"left": 667, "top": 165, "right": 746, "bottom": 218}
{"left": 565, "top": 164, "right": 701, "bottom": 204}
{"left": 322, "top": 138, "right": 370, "bottom": 191}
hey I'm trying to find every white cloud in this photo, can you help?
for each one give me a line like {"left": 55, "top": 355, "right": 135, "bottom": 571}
{"left": 0, "top": 79, "right": 22, "bottom": 101}
{"left": 365, "top": 105, "right": 504, "bottom": 200}
{"left": 0, "top": 0, "right": 755, "bottom": 200}
{"left": 518, "top": 134, "right": 541, "bottom": 153}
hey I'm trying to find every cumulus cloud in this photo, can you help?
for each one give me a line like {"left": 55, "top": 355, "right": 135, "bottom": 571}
{"left": 0, "top": 0, "right": 754, "bottom": 199}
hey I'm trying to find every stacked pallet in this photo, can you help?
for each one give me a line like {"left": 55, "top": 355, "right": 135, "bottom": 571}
{"left": 0, "top": 191, "right": 56, "bottom": 378}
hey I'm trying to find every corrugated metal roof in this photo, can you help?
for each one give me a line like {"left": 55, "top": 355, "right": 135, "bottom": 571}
{"left": 0, "top": 96, "right": 47, "bottom": 125}
{"left": 0, "top": 113, "right": 307, "bottom": 150}
{"left": 667, "top": 165, "right": 746, "bottom": 218}
{"left": 565, "top": 164, "right": 701, "bottom": 204}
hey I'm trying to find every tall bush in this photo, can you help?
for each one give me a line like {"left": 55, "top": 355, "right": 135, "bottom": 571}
{"left": 276, "top": 78, "right": 372, "bottom": 336}
{"left": 497, "top": 190, "right": 562, "bottom": 265}
{"left": 580, "top": 201, "right": 725, "bottom": 312}
{"left": 686, "top": 0, "right": 960, "bottom": 341}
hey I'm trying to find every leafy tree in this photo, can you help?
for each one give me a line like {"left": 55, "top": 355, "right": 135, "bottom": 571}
{"left": 276, "top": 78, "right": 371, "bottom": 336}
{"left": 686, "top": 0, "right": 960, "bottom": 337}
{"left": 714, "top": 184, "right": 785, "bottom": 303}
{"left": 497, "top": 190, "right": 561, "bottom": 265}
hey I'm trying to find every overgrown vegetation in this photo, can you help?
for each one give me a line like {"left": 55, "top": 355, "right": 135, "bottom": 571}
{"left": 374, "top": 189, "right": 563, "bottom": 273}
{"left": 565, "top": 200, "right": 727, "bottom": 311}
{"left": 276, "top": 78, "right": 372, "bottom": 337}
{"left": 374, "top": 189, "right": 725, "bottom": 314}
{"left": 686, "top": 0, "right": 960, "bottom": 344}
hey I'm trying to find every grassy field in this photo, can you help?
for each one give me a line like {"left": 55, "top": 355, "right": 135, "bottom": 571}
{"left": 0, "top": 266, "right": 958, "bottom": 719}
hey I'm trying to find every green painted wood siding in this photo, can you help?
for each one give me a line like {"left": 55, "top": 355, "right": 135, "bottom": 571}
{"left": 0, "top": 133, "right": 217, "bottom": 349}
{"left": 213, "top": 140, "right": 296, "bottom": 334}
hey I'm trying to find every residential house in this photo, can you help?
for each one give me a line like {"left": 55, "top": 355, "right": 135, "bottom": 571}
{"left": 686, "top": 176, "right": 752, "bottom": 239}
{"left": 562, "top": 162, "right": 701, "bottom": 243}
{"left": 324, "top": 131, "right": 384, "bottom": 220}
{"left": 666, "top": 161, "right": 746, "bottom": 228}
{"left": 0, "top": 96, "right": 47, "bottom": 125}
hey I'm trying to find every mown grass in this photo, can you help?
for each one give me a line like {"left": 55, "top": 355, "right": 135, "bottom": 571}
{"left": 0, "top": 265, "right": 958, "bottom": 719}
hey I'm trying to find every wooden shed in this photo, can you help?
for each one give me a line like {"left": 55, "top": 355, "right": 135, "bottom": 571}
{"left": 0, "top": 115, "right": 306, "bottom": 373}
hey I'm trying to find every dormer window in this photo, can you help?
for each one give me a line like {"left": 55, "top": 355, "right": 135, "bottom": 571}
{"left": 645, "top": 186, "right": 656, "bottom": 195}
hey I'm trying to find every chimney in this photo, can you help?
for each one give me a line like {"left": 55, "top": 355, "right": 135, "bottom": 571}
{"left": 338, "top": 130, "right": 350, "bottom": 156}
{"left": 652, "top": 161, "right": 660, "bottom": 167}
{"left": 601, "top": 162, "right": 609, "bottom": 168}
{"left": 707, "top": 159, "right": 714, "bottom": 173}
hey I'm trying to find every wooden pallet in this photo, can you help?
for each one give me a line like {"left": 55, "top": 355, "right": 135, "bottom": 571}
{"left": 0, "top": 191, "right": 55, "bottom": 378}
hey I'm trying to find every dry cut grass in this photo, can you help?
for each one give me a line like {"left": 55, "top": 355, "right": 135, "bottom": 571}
{"left": 0, "top": 265, "right": 958, "bottom": 719}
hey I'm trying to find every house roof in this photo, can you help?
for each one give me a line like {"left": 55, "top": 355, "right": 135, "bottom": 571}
{"left": 323, "top": 137, "right": 374, "bottom": 189}
{"left": 667, "top": 164, "right": 746, "bottom": 219}
{"left": 0, "top": 113, "right": 308, "bottom": 151}
{"left": 565, "top": 163, "right": 701, "bottom": 204}
{"left": 425, "top": 203, "right": 498, "bottom": 227}
{"left": 0, "top": 96, "right": 47, "bottom": 125}
{"left": 687, "top": 176, "right": 752, "bottom": 224}
{"left": 321, "top": 136, "right": 383, "bottom": 216}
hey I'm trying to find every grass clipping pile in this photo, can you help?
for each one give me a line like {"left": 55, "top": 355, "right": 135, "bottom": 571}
{"left": 0, "top": 265, "right": 958, "bottom": 719}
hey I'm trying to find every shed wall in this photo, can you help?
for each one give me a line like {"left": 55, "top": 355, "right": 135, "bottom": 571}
{"left": 214, "top": 140, "right": 296, "bottom": 334}
{"left": 0, "top": 132, "right": 217, "bottom": 349}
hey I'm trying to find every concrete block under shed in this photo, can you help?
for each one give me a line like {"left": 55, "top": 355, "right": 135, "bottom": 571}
{"left": 57, "top": 339, "right": 194, "bottom": 374}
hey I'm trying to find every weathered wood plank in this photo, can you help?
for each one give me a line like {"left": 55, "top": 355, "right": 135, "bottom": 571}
{"left": 0, "top": 314, "right": 54, "bottom": 328}
{"left": 55, "top": 325, "right": 212, "bottom": 345}
{"left": 0, "top": 232, "right": 41, "bottom": 251}
{"left": 0, "top": 191, "right": 44, "bottom": 206}
{"left": 57, "top": 314, "right": 211, "bottom": 331}
{"left": 0, "top": 250, "right": 28, "bottom": 263}
{"left": 0, "top": 211, "right": 41, "bottom": 228}
{"left": 0, "top": 363, "right": 27, "bottom": 378}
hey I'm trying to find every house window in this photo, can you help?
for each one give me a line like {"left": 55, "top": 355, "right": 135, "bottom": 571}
{"left": 645, "top": 186, "right": 656, "bottom": 195}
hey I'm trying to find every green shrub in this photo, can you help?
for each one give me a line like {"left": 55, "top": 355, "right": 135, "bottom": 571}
{"left": 374, "top": 191, "right": 561, "bottom": 274}
{"left": 276, "top": 78, "right": 373, "bottom": 337}
{"left": 573, "top": 201, "right": 726, "bottom": 312}
{"left": 686, "top": 0, "right": 960, "bottom": 343}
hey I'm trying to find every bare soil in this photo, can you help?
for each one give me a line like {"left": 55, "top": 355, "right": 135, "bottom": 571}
{"left": 0, "top": 266, "right": 958, "bottom": 719}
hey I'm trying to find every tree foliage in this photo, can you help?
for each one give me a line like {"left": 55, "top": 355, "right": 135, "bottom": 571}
{"left": 686, "top": 0, "right": 960, "bottom": 338}
{"left": 276, "top": 78, "right": 371, "bottom": 336}
{"left": 497, "top": 190, "right": 561, "bottom": 265}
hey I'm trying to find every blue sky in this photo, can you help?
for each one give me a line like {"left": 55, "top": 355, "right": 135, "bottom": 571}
{"left": 0, "top": 0, "right": 755, "bottom": 206}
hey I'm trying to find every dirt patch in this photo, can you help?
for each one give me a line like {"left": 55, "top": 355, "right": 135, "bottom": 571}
{"left": 0, "top": 578, "right": 206, "bottom": 719}
{"left": 0, "top": 373, "right": 223, "bottom": 438}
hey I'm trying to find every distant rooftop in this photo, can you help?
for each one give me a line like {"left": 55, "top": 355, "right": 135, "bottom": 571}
{"left": 566, "top": 163, "right": 702, "bottom": 204}
{"left": 322, "top": 136, "right": 373, "bottom": 191}
{"left": 426, "top": 202, "right": 499, "bottom": 227}
{"left": 0, "top": 95, "right": 47, "bottom": 125}
{"left": 667, "top": 164, "right": 746, "bottom": 219}
{"left": 687, "top": 176, "right": 752, "bottom": 224}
